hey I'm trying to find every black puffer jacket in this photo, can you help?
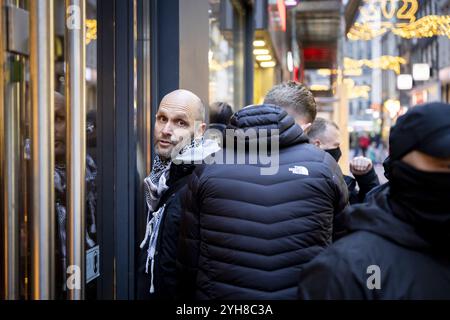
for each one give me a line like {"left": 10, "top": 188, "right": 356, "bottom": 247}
{"left": 177, "top": 105, "right": 348, "bottom": 300}
{"left": 297, "top": 186, "right": 450, "bottom": 299}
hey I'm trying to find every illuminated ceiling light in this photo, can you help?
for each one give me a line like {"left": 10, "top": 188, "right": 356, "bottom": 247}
{"left": 309, "top": 84, "right": 330, "bottom": 91}
{"left": 287, "top": 51, "right": 294, "bottom": 72}
{"left": 284, "top": 0, "right": 298, "bottom": 7}
{"left": 260, "top": 61, "right": 276, "bottom": 68}
{"left": 253, "top": 40, "right": 266, "bottom": 47}
{"left": 256, "top": 55, "right": 272, "bottom": 61}
{"left": 317, "top": 69, "right": 332, "bottom": 76}
{"left": 397, "top": 74, "right": 413, "bottom": 90}
{"left": 253, "top": 49, "right": 269, "bottom": 55}
{"left": 413, "top": 63, "right": 430, "bottom": 81}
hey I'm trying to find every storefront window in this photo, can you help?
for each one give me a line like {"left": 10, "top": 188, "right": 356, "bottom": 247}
{"left": 208, "top": 0, "right": 244, "bottom": 110}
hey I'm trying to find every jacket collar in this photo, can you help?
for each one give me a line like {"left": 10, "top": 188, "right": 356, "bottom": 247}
{"left": 227, "top": 104, "right": 309, "bottom": 148}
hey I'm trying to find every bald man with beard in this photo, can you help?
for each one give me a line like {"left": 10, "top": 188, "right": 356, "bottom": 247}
{"left": 137, "top": 89, "right": 220, "bottom": 299}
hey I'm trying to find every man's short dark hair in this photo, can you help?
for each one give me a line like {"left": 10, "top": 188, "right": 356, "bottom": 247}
{"left": 209, "top": 102, "right": 233, "bottom": 125}
{"left": 307, "top": 118, "right": 339, "bottom": 141}
{"left": 263, "top": 81, "right": 317, "bottom": 123}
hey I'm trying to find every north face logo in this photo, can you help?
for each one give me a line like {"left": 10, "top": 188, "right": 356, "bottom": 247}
{"left": 289, "top": 166, "right": 309, "bottom": 176}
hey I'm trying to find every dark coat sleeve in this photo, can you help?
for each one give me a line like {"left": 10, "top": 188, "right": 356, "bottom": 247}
{"left": 176, "top": 167, "right": 204, "bottom": 299}
{"left": 297, "top": 246, "right": 368, "bottom": 300}
{"left": 344, "top": 175, "right": 360, "bottom": 205}
{"left": 354, "top": 167, "right": 380, "bottom": 203}
{"left": 325, "top": 155, "right": 349, "bottom": 240}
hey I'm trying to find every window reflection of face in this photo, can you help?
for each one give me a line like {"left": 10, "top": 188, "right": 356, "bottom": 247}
{"left": 55, "top": 95, "right": 66, "bottom": 163}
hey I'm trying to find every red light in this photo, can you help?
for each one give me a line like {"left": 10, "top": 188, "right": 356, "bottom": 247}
{"left": 303, "top": 47, "right": 334, "bottom": 62}
{"left": 293, "top": 66, "right": 300, "bottom": 82}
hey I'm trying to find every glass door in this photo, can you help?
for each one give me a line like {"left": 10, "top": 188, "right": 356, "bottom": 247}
{"left": 1, "top": 0, "right": 100, "bottom": 300}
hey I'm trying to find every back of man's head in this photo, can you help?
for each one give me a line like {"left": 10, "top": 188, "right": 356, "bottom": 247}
{"left": 210, "top": 102, "right": 233, "bottom": 125}
{"left": 389, "top": 102, "right": 450, "bottom": 162}
{"left": 308, "top": 118, "right": 339, "bottom": 142}
{"left": 264, "top": 81, "right": 317, "bottom": 125}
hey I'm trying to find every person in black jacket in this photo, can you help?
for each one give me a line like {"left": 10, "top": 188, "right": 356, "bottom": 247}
{"left": 297, "top": 102, "right": 450, "bottom": 299}
{"left": 307, "top": 118, "right": 380, "bottom": 204}
{"left": 177, "top": 104, "right": 348, "bottom": 300}
{"left": 137, "top": 89, "right": 220, "bottom": 299}
{"left": 264, "top": 81, "right": 317, "bottom": 132}
{"left": 208, "top": 102, "right": 233, "bottom": 147}
{"left": 209, "top": 102, "right": 233, "bottom": 133}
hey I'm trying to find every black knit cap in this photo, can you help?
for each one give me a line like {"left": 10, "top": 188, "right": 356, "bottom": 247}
{"left": 389, "top": 102, "right": 450, "bottom": 161}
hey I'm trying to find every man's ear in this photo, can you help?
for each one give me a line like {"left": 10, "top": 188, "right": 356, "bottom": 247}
{"left": 311, "top": 139, "right": 321, "bottom": 147}
{"left": 301, "top": 123, "right": 312, "bottom": 133}
{"left": 195, "top": 122, "right": 207, "bottom": 138}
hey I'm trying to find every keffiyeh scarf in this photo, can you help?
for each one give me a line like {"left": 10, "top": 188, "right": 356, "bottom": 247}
{"left": 140, "top": 138, "right": 220, "bottom": 294}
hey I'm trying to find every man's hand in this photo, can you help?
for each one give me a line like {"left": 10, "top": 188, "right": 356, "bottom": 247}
{"left": 350, "top": 156, "right": 373, "bottom": 176}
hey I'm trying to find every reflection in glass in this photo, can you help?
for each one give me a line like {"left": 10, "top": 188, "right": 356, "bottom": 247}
{"left": 208, "top": 0, "right": 235, "bottom": 107}
{"left": 53, "top": 0, "right": 98, "bottom": 299}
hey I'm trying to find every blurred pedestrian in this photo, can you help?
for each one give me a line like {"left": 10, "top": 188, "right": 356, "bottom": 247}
{"left": 208, "top": 101, "right": 233, "bottom": 146}
{"left": 367, "top": 142, "right": 377, "bottom": 164}
{"left": 209, "top": 101, "right": 233, "bottom": 131}
{"left": 297, "top": 102, "right": 450, "bottom": 299}
{"left": 358, "top": 133, "right": 370, "bottom": 157}
{"left": 308, "top": 118, "right": 380, "bottom": 206}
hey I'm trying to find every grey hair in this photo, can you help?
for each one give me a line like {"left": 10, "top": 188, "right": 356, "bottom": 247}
{"left": 307, "top": 117, "right": 339, "bottom": 141}
{"left": 264, "top": 81, "right": 317, "bottom": 123}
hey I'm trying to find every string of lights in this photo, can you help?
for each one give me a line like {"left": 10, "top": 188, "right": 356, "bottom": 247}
{"left": 86, "top": 19, "right": 97, "bottom": 44}
{"left": 317, "top": 55, "right": 405, "bottom": 86}
{"left": 344, "top": 56, "right": 407, "bottom": 75}
{"left": 348, "top": 15, "right": 450, "bottom": 41}
{"left": 343, "top": 78, "right": 372, "bottom": 99}
{"left": 392, "top": 15, "right": 450, "bottom": 39}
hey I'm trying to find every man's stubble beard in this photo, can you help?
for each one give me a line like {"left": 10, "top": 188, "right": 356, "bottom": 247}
{"left": 156, "top": 132, "right": 194, "bottom": 161}
{"left": 156, "top": 145, "right": 175, "bottom": 161}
